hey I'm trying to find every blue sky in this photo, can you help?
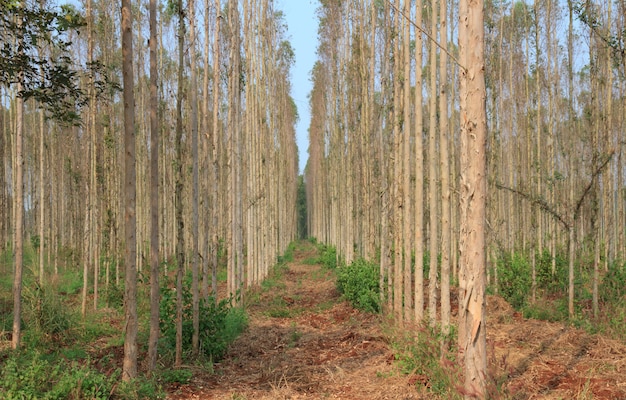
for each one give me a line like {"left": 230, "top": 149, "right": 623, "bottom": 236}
{"left": 280, "top": 0, "right": 320, "bottom": 173}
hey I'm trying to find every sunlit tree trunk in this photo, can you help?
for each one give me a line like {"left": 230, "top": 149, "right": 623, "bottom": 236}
{"left": 458, "top": 0, "right": 488, "bottom": 394}
{"left": 439, "top": 0, "right": 451, "bottom": 336}
{"left": 189, "top": 0, "right": 200, "bottom": 357}
{"left": 174, "top": 0, "right": 186, "bottom": 367}
{"left": 12, "top": 23, "right": 25, "bottom": 349}
{"left": 147, "top": 0, "right": 160, "bottom": 373}
{"left": 121, "top": 0, "right": 138, "bottom": 380}
{"left": 414, "top": 0, "right": 425, "bottom": 324}
{"left": 428, "top": 0, "right": 439, "bottom": 325}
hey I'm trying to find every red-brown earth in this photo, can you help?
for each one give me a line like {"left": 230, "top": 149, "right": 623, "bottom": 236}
{"left": 164, "top": 242, "right": 626, "bottom": 399}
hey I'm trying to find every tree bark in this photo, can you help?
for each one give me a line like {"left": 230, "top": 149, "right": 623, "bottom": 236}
{"left": 147, "top": 0, "right": 160, "bottom": 373}
{"left": 458, "top": 0, "right": 488, "bottom": 395}
{"left": 121, "top": 0, "right": 138, "bottom": 381}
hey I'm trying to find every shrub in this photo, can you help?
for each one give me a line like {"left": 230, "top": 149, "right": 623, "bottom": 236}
{"left": 317, "top": 244, "right": 338, "bottom": 270}
{"left": 22, "top": 282, "right": 75, "bottom": 347}
{"left": 0, "top": 351, "right": 115, "bottom": 400}
{"left": 497, "top": 252, "right": 531, "bottom": 309}
{"left": 336, "top": 258, "right": 380, "bottom": 313}
{"left": 159, "top": 277, "right": 248, "bottom": 362}
{"left": 600, "top": 261, "right": 626, "bottom": 304}
{"left": 392, "top": 325, "right": 459, "bottom": 397}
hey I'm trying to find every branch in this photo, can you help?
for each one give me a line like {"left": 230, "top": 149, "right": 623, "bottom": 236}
{"left": 573, "top": 150, "right": 614, "bottom": 221}
{"left": 495, "top": 183, "right": 570, "bottom": 229}
{"left": 383, "top": 0, "right": 466, "bottom": 73}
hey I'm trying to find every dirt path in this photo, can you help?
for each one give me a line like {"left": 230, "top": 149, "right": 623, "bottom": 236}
{"left": 165, "top": 242, "right": 417, "bottom": 400}
{"left": 165, "top": 242, "right": 626, "bottom": 399}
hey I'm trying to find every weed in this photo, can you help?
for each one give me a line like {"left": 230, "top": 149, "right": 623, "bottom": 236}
{"left": 159, "top": 277, "right": 248, "bottom": 362}
{"left": 0, "top": 350, "right": 117, "bottom": 400}
{"left": 391, "top": 324, "right": 460, "bottom": 398}
{"left": 160, "top": 368, "right": 193, "bottom": 384}
{"left": 317, "top": 244, "right": 339, "bottom": 270}
{"left": 336, "top": 258, "right": 380, "bottom": 313}
{"left": 115, "top": 376, "right": 165, "bottom": 400}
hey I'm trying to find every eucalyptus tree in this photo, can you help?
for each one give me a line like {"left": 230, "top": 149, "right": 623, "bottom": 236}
{"left": 458, "top": 0, "right": 488, "bottom": 393}
{"left": 121, "top": 0, "right": 138, "bottom": 380}
{"left": 0, "top": 0, "right": 85, "bottom": 350}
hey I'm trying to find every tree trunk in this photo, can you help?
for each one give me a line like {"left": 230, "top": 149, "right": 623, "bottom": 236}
{"left": 12, "top": 44, "right": 25, "bottom": 350}
{"left": 147, "top": 0, "right": 160, "bottom": 373}
{"left": 458, "top": 0, "right": 488, "bottom": 394}
{"left": 414, "top": 0, "right": 425, "bottom": 324}
{"left": 174, "top": 0, "right": 186, "bottom": 367}
{"left": 121, "top": 0, "right": 138, "bottom": 381}
{"left": 189, "top": 0, "right": 200, "bottom": 358}
{"left": 439, "top": 0, "right": 451, "bottom": 336}
{"left": 428, "top": 0, "right": 439, "bottom": 325}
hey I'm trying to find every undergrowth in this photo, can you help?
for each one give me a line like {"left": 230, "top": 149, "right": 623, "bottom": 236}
{"left": 159, "top": 274, "right": 248, "bottom": 363}
{"left": 336, "top": 258, "right": 380, "bottom": 313}
{"left": 390, "top": 323, "right": 460, "bottom": 398}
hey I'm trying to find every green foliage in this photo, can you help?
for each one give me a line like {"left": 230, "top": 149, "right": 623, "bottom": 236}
{"left": 278, "top": 242, "right": 296, "bottom": 263}
{"left": 392, "top": 325, "right": 459, "bottom": 397}
{"left": 336, "top": 258, "right": 380, "bottom": 313}
{"left": 159, "top": 277, "right": 248, "bottom": 362}
{"left": 497, "top": 252, "right": 532, "bottom": 309}
{"left": 104, "top": 282, "right": 124, "bottom": 309}
{"left": 296, "top": 175, "right": 307, "bottom": 239}
{"left": 600, "top": 261, "right": 626, "bottom": 304}
{"left": 0, "top": 351, "right": 115, "bottom": 400}
{"left": 160, "top": 369, "right": 193, "bottom": 385}
{"left": 114, "top": 377, "right": 165, "bottom": 400}
{"left": 535, "top": 249, "right": 567, "bottom": 294}
{"left": 317, "top": 244, "right": 338, "bottom": 270}
{"left": 22, "top": 283, "right": 75, "bottom": 347}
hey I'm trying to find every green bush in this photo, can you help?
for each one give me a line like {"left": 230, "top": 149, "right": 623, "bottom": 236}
{"left": 159, "top": 277, "right": 248, "bottom": 362}
{"left": 317, "top": 244, "right": 338, "bottom": 270}
{"left": 0, "top": 351, "right": 115, "bottom": 399}
{"left": 22, "top": 283, "right": 75, "bottom": 347}
{"left": 535, "top": 249, "right": 567, "bottom": 294}
{"left": 392, "top": 325, "right": 459, "bottom": 397}
{"left": 336, "top": 258, "right": 380, "bottom": 313}
{"left": 600, "top": 261, "right": 626, "bottom": 304}
{"left": 497, "top": 252, "right": 532, "bottom": 309}
{"left": 278, "top": 242, "right": 296, "bottom": 263}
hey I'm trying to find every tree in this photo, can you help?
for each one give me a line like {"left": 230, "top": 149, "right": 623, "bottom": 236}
{"left": 1, "top": 0, "right": 84, "bottom": 350}
{"left": 147, "top": 0, "right": 160, "bottom": 373}
{"left": 121, "top": 0, "right": 138, "bottom": 381}
{"left": 458, "top": 0, "right": 488, "bottom": 395}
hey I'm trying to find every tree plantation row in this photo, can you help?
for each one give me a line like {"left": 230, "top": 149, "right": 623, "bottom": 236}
{"left": 2, "top": 0, "right": 625, "bottom": 398}
{"left": 306, "top": 0, "right": 624, "bottom": 395}
{"left": 1, "top": 0, "right": 299, "bottom": 386}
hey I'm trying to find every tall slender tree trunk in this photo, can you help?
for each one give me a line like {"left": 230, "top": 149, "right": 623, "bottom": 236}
{"left": 402, "top": 0, "right": 413, "bottom": 323}
{"left": 147, "top": 0, "right": 160, "bottom": 373}
{"left": 189, "top": 0, "right": 200, "bottom": 357}
{"left": 121, "top": 0, "right": 138, "bottom": 381}
{"left": 211, "top": 0, "right": 221, "bottom": 301}
{"left": 428, "top": 0, "right": 439, "bottom": 325}
{"left": 439, "top": 0, "right": 450, "bottom": 336}
{"left": 12, "top": 34, "right": 25, "bottom": 350}
{"left": 414, "top": 0, "right": 425, "bottom": 324}
{"left": 174, "top": 0, "right": 186, "bottom": 367}
{"left": 458, "top": 0, "right": 488, "bottom": 394}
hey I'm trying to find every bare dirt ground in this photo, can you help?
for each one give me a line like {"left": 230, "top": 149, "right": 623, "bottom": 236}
{"left": 166, "top": 242, "right": 626, "bottom": 399}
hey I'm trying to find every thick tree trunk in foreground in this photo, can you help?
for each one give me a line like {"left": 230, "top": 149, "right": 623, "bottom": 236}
{"left": 458, "top": 0, "right": 488, "bottom": 395}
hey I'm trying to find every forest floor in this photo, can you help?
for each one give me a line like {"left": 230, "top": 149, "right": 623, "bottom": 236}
{"left": 165, "top": 242, "right": 626, "bottom": 400}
